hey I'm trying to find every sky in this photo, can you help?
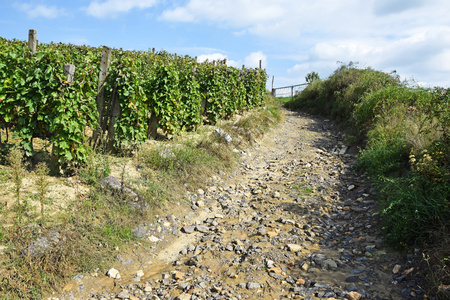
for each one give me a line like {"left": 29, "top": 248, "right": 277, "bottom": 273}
{"left": 1, "top": 0, "right": 450, "bottom": 89}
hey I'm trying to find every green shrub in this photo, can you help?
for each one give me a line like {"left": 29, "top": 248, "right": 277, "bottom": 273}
{"left": 356, "top": 86, "right": 450, "bottom": 248}
{"left": 288, "top": 63, "right": 450, "bottom": 251}
{"left": 286, "top": 63, "right": 399, "bottom": 132}
{"left": 375, "top": 174, "right": 449, "bottom": 249}
{"left": 358, "top": 138, "right": 409, "bottom": 177}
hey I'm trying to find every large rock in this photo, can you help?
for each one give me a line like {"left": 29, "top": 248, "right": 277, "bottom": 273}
{"left": 215, "top": 128, "right": 232, "bottom": 144}
{"left": 100, "top": 176, "right": 139, "bottom": 200}
{"left": 100, "top": 176, "right": 148, "bottom": 210}
{"left": 20, "top": 230, "right": 63, "bottom": 257}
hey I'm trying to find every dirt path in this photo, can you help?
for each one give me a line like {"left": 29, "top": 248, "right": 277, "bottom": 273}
{"left": 52, "top": 109, "right": 421, "bottom": 300}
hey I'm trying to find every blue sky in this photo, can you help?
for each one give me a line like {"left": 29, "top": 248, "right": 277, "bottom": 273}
{"left": 1, "top": 0, "right": 450, "bottom": 88}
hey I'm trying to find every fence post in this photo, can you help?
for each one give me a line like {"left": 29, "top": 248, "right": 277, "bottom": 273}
{"left": 271, "top": 76, "right": 274, "bottom": 96}
{"left": 28, "top": 29, "right": 37, "bottom": 54}
{"left": 63, "top": 64, "right": 75, "bottom": 83}
{"left": 291, "top": 86, "right": 294, "bottom": 98}
{"left": 98, "top": 46, "right": 112, "bottom": 129}
{"left": 259, "top": 60, "right": 262, "bottom": 69}
{"left": 107, "top": 82, "right": 120, "bottom": 152}
{"left": 92, "top": 46, "right": 112, "bottom": 147}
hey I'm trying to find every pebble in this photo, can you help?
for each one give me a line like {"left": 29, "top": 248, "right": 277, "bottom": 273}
{"left": 195, "top": 225, "right": 209, "bottom": 233}
{"left": 78, "top": 113, "right": 421, "bottom": 300}
{"left": 106, "top": 268, "right": 120, "bottom": 279}
{"left": 148, "top": 235, "right": 160, "bottom": 242}
{"left": 321, "top": 259, "right": 338, "bottom": 270}
{"left": 346, "top": 291, "right": 362, "bottom": 300}
{"left": 393, "top": 264, "right": 402, "bottom": 274}
{"left": 181, "top": 225, "right": 195, "bottom": 234}
{"left": 346, "top": 276, "right": 359, "bottom": 283}
{"left": 246, "top": 282, "right": 261, "bottom": 289}
{"left": 286, "top": 244, "right": 302, "bottom": 252}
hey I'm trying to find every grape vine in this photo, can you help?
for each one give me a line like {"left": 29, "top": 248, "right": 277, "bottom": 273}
{"left": 0, "top": 37, "right": 267, "bottom": 170}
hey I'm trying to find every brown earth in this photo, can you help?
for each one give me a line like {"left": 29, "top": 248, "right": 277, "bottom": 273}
{"left": 48, "top": 109, "right": 424, "bottom": 300}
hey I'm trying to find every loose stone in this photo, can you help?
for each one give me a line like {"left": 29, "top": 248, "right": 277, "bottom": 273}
{"left": 107, "top": 268, "right": 121, "bottom": 279}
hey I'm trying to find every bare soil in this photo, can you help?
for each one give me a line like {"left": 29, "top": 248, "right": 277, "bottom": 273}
{"left": 44, "top": 109, "right": 423, "bottom": 299}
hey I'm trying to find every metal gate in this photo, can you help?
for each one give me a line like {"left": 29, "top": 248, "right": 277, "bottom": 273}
{"left": 271, "top": 83, "right": 308, "bottom": 98}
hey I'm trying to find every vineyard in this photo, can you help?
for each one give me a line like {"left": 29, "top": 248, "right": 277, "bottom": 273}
{"left": 0, "top": 35, "right": 267, "bottom": 170}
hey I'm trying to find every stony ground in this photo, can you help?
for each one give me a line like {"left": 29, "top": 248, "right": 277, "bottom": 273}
{"left": 52, "top": 110, "right": 423, "bottom": 300}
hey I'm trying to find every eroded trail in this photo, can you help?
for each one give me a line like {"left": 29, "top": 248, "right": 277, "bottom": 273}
{"left": 54, "top": 110, "right": 418, "bottom": 300}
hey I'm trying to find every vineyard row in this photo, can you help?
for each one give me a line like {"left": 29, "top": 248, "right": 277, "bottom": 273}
{"left": 0, "top": 33, "right": 267, "bottom": 170}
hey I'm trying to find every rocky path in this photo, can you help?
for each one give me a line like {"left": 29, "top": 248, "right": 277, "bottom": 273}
{"left": 54, "top": 110, "right": 421, "bottom": 300}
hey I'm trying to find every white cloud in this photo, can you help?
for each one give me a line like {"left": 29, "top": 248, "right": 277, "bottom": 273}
{"left": 303, "top": 26, "right": 450, "bottom": 83}
{"left": 160, "top": 0, "right": 286, "bottom": 28}
{"left": 244, "top": 51, "right": 267, "bottom": 69}
{"left": 85, "top": 0, "right": 157, "bottom": 18}
{"left": 196, "top": 53, "right": 239, "bottom": 67}
{"left": 15, "top": 3, "right": 66, "bottom": 19}
{"left": 196, "top": 53, "right": 228, "bottom": 63}
{"left": 196, "top": 51, "right": 267, "bottom": 69}
{"left": 83, "top": 0, "right": 450, "bottom": 87}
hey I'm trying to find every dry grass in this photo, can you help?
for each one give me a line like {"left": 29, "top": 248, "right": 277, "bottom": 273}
{"left": 0, "top": 95, "right": 285, "bottom": 299}
{"left": 421, "top": 226, "right": 450, "bottom": 299}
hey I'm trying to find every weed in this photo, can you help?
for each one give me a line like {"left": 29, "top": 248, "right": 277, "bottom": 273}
{"left": 287, "top": 63, "right": 449, "bottom": 299}
{"left": 421, "top": 226, "right": 450, "bottom": 299}
{"left": 291, "top": 181, "right": 314, "bottom": 196}
{"left": 35, "top": 162, "right": 50, "bottom": 226}
{"left": 0, "top": 97, "right": 284, "bottom": 299}
{"left": 0, "top": 168, "right": 8, "bottom": 183}
{"left": 78, "top": 151, "right": 111, "bottom": 185}
{"left": 6, "top": 148, "right": 25, "bottom": 224}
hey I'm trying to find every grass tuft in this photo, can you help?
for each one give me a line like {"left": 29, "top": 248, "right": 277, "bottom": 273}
{"left": 6, "top": 148, "right": 26, "bottom": 224}
{"left": 35, "top": 162, "right": 50, "bottom": 226}
{"left": 0, "top": 94, "right": 284, "bottom": 299}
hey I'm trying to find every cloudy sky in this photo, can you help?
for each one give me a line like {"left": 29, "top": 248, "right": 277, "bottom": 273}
{"left": 1, "top": 0, "right": 449, "bottom": 88}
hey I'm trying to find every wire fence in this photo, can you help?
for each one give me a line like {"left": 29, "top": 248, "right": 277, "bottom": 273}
{"left": 271, "top": 83, "right": 308, "bottom": 98}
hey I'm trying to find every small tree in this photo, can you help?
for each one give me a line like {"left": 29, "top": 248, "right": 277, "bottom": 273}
{"left": 305, "top": 71, "right": 320, "bottom": 83}
{"left": 7, "top": 148, "right": 25, "bottom": 224}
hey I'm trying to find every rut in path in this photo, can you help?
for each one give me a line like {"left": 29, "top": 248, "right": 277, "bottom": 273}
{"left": 55, "top": 110, "right": 422, "bottom": 300}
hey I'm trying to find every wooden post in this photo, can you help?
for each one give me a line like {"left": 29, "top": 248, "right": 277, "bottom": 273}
{"left": 259, "top": 60, "right": 262, "bottom": 69}
{"left": 28, "top": 29, "right": 37, "bottom": 54}
{"left": 97, "top": 46, "right": 111, "bottom": 128}
{"left": 291, "top": 86, "right": 294, "bottom": 98}
{"left": 92, "top": 46, "right": 112, "bottom": 147}
{"left": 99, "top": 47, "right": 111, "bottom": 107}
{"left": 63, "top": 64, "right": 75, "bottom": 83}
{"left": 147, "top": 113, "right": 159, "bottom": 140}
{"left": 107, "top": 82, "right": 121, "bottom": 152}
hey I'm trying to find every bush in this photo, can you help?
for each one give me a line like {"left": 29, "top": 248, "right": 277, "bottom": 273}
{"left": 286, "top": 63, "right": 450, "bottom": 251}
{"left": 374, "top": 174, "right": 450, "bottom": 248}
{"left": 286, "top": 62, "right": 399, "bottom": 136}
